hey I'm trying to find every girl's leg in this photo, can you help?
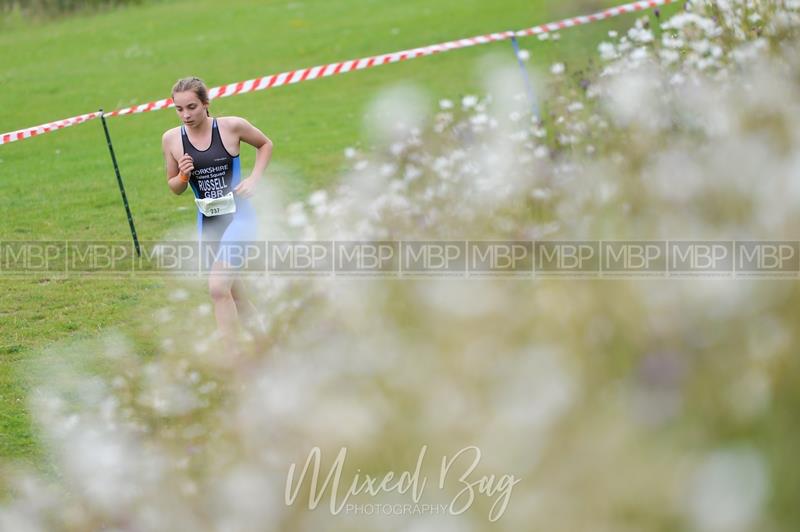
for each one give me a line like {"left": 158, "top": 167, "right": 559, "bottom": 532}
{"left": 231, "top": 278, "right": 267, "bottom": 336}
{"left": 231, "top": 278, "right": 258, "bottom": 322}
{"left": 208, "top": 261, "right": 238, "bottom": 339}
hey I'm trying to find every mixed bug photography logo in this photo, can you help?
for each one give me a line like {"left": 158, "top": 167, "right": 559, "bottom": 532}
{"left": 285, "top": 445, "right": 521, "bottom": 521}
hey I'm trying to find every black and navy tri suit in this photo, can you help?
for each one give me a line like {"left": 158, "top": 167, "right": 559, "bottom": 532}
{"left": 181, "top": 118, "right": 257, "bottom": 268}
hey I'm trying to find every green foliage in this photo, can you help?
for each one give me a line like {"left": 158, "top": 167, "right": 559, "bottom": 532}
{"left": 1, "top": 0, "right": 145, "bottom": 18}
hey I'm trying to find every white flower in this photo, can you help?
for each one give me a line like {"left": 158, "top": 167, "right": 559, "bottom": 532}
{"left": 664, "top": 13, "right": 719, "bottom": 35}
{"left": 309, "top": 190, "right": 327, "bottom": 207}
{"left": 660, "top": 49, "right": 681, "bottom": 64}
{"left": 516, "top": 49, "right": 530, "bottom": 61}
{"left": 567, "top": 101, "right": 584, "bottom": 113}
{"left": 168, "top": 289, "right": 189, "bottom": 302}
{"left": 663, "top": 36, "right": 685, "bottom": 49}
{"left": 550, "top": 62, "right": 565, "bottom": 75}
{"left": 380, "top": 163, "right": 397, "bottom": 177}
{"left": 404, "top": 165, "right": 422, "bottom": 181}
{"left": 686, "top": 449, "right": 769, "bottom": 532}
{"left": 599, "top": 42, "right": 617, "bottom": 60}
{"left": 470, "top": 113, "right": 489, "bottom": 126}
{"left": 692, "top": 39, "right": 711, "bottom": 55}
{"left": 439, "top": 98, "right": 453, "bottom": 110}
{"left": 286, "top": 202, "right": 308, "bottom": 227}
{"left": 343, "top": 147, "right": 357, "bottom": 159}
{"left": 531, "top": 188, "right": 551, "bottom": 199}
{"left": 629, "top": 27, "right": 654, "bottom": 43}
{"left": 669, "top": 72, "right": 686, "bottom": 85}
{"left": 533, "top": 145, "right": 549, "bottom": 159}
{"left": 461, "top": 95, "right": 479, "bottom": 108}
{"left": 631, "top": 47, "right": 649, "bottom": 61}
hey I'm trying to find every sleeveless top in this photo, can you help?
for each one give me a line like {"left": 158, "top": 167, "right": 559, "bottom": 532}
{"left": 181, "top": 118, "right": 240, "bottom": 202}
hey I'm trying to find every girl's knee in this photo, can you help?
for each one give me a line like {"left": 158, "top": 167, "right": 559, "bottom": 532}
{"left": 208, "top": 277, "right": 233, "bottom": 301}
{"left": 231, "top": 279, "right": 249, "bottom": 302}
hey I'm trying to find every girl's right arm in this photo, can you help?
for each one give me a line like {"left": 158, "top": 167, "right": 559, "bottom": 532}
{"left": 162, "top": 131, "right": 190, "bottom": 195}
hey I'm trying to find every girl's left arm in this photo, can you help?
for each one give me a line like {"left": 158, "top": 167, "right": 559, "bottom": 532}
{"left": 233, "top": 117, "right": 273, "bottom": 198}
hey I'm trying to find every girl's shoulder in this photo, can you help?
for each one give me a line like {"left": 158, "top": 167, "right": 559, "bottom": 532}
{"left": 162, "top": 125, "right": 182, "bottom": 140}
{"left": 161, "top": 126, "right": 183, "bottom": 151}
{"left": 216, "top": 116, "right": 249, "bottom": 131}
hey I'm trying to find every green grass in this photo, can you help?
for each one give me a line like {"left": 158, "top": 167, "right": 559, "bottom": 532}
{"left": 0, "top": 0, "right": 672, "bottom": 464}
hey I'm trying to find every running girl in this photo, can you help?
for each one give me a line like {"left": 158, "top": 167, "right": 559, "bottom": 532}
{"left": 161, "top": 76, "right": 273, "bottom": 344}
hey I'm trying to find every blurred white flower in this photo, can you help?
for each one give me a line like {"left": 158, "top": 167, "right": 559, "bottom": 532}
{"left": 286, "top": 201, "right": 308, "bottom": 228}
{"left": 168, "top": 289, "right": 189, "bottom": 302}
{"left": 461, "top": 94, "right": 479, "bottom": 108}
{"left": 599, "top": 42, "right": 617, "bottom": 60}
{"left": 686, "top": 448, "right": 769, "bottom": 532}
{"left": 567, "top": 101, "right": 584, "bottom": 113}
{"left": 308, "top": 189, "right": 327, "bottom": 207}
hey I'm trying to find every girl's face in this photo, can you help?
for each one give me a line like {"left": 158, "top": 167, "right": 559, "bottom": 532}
{"left": 173, "top": 90, "right": 208, "bottom": 126}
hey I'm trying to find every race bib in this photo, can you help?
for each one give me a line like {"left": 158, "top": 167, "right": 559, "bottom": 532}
{"left": 195, "top": 192, "right": 237, "bottom": 217}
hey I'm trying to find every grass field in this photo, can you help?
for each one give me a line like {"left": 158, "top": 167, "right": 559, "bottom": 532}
{"left": 0, "top": 0, "right": 677, "bottom": 465}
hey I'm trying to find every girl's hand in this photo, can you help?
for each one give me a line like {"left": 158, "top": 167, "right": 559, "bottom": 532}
{"left": 234, "top": 176, "right": 258, "bottom": 198}
{"left": 178, "top": 154, "right": 194, "bottom": 177}
{"left": 233, "top": 176, "right": 258, "bottom": 198}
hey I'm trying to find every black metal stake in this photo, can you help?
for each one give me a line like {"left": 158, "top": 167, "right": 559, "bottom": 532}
{"left": 99, "top": 108, "right": 141, "bottom": 257}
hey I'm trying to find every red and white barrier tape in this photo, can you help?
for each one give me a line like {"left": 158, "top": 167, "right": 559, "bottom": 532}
{"left": 0, "top": 0, "right": 673, "bottom": 146}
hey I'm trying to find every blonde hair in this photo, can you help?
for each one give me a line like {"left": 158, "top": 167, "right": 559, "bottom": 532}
{"left": 171, "top": 76, "right": 210, "bottom": 115}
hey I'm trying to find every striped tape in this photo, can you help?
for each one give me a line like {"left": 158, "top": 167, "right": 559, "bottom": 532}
{"left": 0, "top": 0, "right": 673, "bottom": 146}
